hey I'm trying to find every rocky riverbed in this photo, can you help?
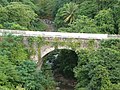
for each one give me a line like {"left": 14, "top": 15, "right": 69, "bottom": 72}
{"left": 54, "top": 73, "right": 76, "bottom": 90}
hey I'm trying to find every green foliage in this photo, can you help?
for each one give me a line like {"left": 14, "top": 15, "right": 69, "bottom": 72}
{"left": 53, "top": 0, "right": 120, "bottom": 34}
{"left": 74, "top": 39, "right": 120, "bottom": 90}
{"left": 110, "top": 83, "right": 120, "bottom": 90}
{"left": 36, "top": 0, "right": 56, "bottom": 19}
{"left": 91, "top": 48, "right": 120, "bottom": 85}
{"left": 5, "top": 2, "right": 37, "bottom": 27}
{"left": 74, "top": 49, "right": 91, "bottom": 88}
{"left": 0, "top": 35, "right": 56, "bottom": 90}
{"left": 88, "top": 65, "right": 111, "bottom": 90}
{"left": 3, "top": 22, "right": 27, "bottom": 30}
{"left": 95, "top": 9, "right": 115, "bottom": 34}
{"left": 0, "top": 0, "right": 37, "bottom": 10}
{"left": 0, "top": 6, "right": 8, "bottom": 23}
{"left": 100, "top": 39, "right": 120, "bottom": 50}
{"left": 0, "top": 0, "right": 120, "bottom": 33}
{"left": 29, "top": 18, "right": 48, "bottom": 31}
{"left": 0, "top": 55, "right": 20, "bottom": 89}
{"left": 54, "top": 2, "right": 79, "bottom": 28}
{"left": 20, "top": 0, "right": 38, "bottom": 11}
{"left": 0, "top": 2, "right": 48, "bottom": 31}
{"left": 17, "top": 60, "right": 55, "bottom": 90}
{"left": 59, "top": 15, "right": 98, "bottom": 33}
{"left": 0, "top": 24, "right": 3, "bottom": 28}
{"left": 51, "top": 49, "right": 78, "bottom": 78}
{"left": 0, "top": 0, "right": 120, "bottom": 89}
{"left": 16, "top": 86, "right": 25, "bottom": 90}
{"left": 0, "top": 0, "right": 9, "bottom": 6}
{"left": 52, "top": 0, "right": 72, "bottom": 18}
{"left": 78, "top": 1, "right": 98, "bottom": 18}
{"left": 0, "top": 35, "right": 28, "bottom": 65}
{"left": 0, "top": 2, "right": 37, "bottom": 29}
{"left": 112, "top": 3, "right": 120, "bottom": 34}
{"left": 94, "top": 0, "right": 117, "bottom": 10}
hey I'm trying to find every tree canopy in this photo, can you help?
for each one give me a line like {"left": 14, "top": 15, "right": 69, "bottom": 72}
{"left": 0, "top": 0, "right": 120, "bottom": 90}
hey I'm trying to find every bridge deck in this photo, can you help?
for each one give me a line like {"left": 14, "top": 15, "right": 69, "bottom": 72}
{"left": 0, "top": 29, "right": 120, "bottom": 40}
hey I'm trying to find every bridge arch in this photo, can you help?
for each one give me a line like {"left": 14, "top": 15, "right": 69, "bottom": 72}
{"left": 41, "top": 45, "right": 72, "bottom": 58}
{"left": 30, "top": 45, "right": 73, "bottom": 63}
{"left": 42, "top": 48, "right": 78, "bottom": 78}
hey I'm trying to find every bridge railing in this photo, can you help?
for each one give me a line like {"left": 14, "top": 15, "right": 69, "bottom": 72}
{"left": 0, "top": 29, "right": 120, "bottom": 40}
{"left": 108, "top": 34, "right": 120, "bottom": 39}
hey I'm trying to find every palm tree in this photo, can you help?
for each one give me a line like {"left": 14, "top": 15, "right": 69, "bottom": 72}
{"left": 62, "top": 2, "right": 79, "bottom": 23}
{"left": 54, "top": 2, "right": 79, "bottom": 28}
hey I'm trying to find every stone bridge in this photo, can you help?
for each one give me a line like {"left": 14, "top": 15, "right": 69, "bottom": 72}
{"left": 0, "top": 29, "right": 120, "bottom": 64}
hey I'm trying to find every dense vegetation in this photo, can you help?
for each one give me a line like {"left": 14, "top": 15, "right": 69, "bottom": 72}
{"left": 0, "top": 0, "right": 120, "bottom": 34}
{"left": 54, "top": 0, "right": 120, "bottom": 34}
{"left": 0, "top": 0, "right": 120, "bottom": 90}
{"left": 0, "top": 35, "right": 55, "bottom": 90}
{"left": 74, "top": 39, "right": 120, "bottom": 90}
{"left": 0, "top": 1, "right": 47, "bottom": 31}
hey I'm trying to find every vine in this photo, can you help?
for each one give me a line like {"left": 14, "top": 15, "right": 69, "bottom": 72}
{"left": 28, "top": 37, "right": 36, "bottom": 59}
{"left": 24, "top": 36, "right": 101, "bottom": 70}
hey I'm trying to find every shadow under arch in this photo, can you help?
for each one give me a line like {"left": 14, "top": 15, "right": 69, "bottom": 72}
{"left": 42, "top": 48, "right": 78, "bottom": 78}
{"left": 42, "top": 49, "right": 78, "bottom": 89}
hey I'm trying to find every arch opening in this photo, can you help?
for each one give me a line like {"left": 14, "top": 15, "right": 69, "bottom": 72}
{"left": 42, "top": 49, "right": 78, "bottom": 90}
